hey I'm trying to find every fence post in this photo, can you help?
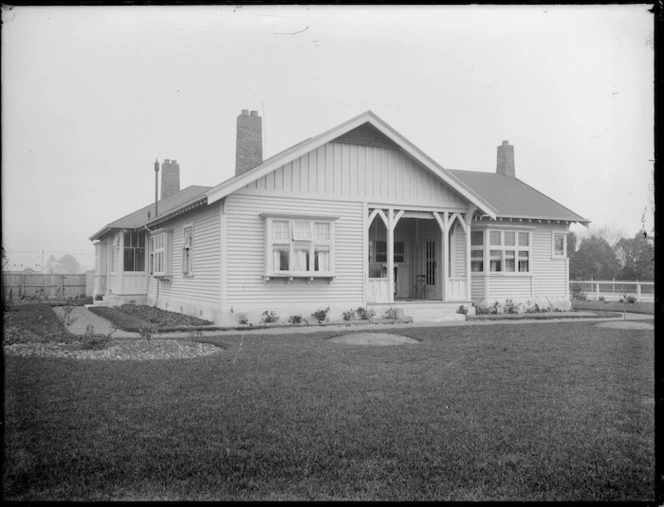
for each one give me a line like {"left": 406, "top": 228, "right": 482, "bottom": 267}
{"left": 636, "top": 280, "right": 641, "bottom": 302}
{"left": 21, "top": 273, "right": 25, "bottom": 299}
{"left": 612, "top": 278, "right": 615, "bottom": 294}
{"left": 61, "top": 275, "right": 65, "bottom": 299}
{"left": 596, "top": 282, "right": 600, "bottom": 299}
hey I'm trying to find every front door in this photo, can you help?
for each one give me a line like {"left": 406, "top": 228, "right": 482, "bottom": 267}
{"left": 423, "top": 238, "right": 439, "bottom": 299}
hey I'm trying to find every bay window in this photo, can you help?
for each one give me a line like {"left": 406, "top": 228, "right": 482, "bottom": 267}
{"left": 474, "top": 228, "right": 531, "bottom": 274}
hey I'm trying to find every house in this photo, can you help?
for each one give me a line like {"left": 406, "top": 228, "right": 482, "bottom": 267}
{"left": 90, "top": 110, "right": 589, "bottom": 324}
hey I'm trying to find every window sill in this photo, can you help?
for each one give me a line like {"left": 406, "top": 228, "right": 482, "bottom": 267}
{"left": 473, "top": 272, "right": 532, "bottom": 276}
{"left": 152, "top": 275, "right": 172, "bottom": 282}
{"left": 182, "top": 274, "right": 195, "bottom": 278}
{"left": 262, "top": 274, "right": 335, "bottom": 285}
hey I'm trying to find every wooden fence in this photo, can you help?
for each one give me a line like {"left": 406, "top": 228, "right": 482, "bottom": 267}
{"left": 2, "top": 272, "right": 89, "bottom": 300}
{"left": 570, "top": 280, "right": 654, "bottom": 303}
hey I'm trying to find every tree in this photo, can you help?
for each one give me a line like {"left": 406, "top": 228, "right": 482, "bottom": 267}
{"left": 47, "top": 254, "right": 81, "bottom": 274}
{"left": 569, "top": 235, "right": 620, "bottom": 280}
{"left": 614, "top": 230, "right": 654, "bottom": 281}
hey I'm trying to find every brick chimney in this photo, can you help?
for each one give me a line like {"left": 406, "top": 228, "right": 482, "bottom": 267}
{"left": 161, "top": 158, "right": 180, "bottom": 199}
{"left": 235, "top": 109, "right": 263, "bottom": 176}
{"left": 496, "top": 140, "right": 515, "bottom": 177}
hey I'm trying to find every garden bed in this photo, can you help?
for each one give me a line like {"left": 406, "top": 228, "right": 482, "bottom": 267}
{"left": 88, "top": 304, "right": 213, "bottom": 331}
{"left": 467, "top": 310, "right": 622, "bottom": 321}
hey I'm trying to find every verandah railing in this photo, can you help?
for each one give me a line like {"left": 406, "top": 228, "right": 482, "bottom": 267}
{"left": 570, "top": 280, "right": 654, "bottom": 302}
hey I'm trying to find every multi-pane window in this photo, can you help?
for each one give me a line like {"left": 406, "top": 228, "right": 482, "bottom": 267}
{"left": 149, "top": 232, "right": 169, "bottom": 276}
{"left": 267, "top": 218, "right": 334, "bottom": 275}
{"left": 375, "top": 241, "right": 405, "bottom": 263}
{"left": 123, "top": 230, "right": 146, "bottom": 272}
{"left": 470, "top": 230, "right": 484, "bottom": 272}
{"left": 474, "top": 229, "right": 531, "bottom": 273}
{"left": 182, "top": 226, "right": 193, "bottom": 275}
{"left": 553, "top": 232, "right": 566, "bottom": 257}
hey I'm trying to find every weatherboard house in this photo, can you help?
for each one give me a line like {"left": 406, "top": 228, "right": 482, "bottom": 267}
{"left": 90, "top": 110, "right": 589, "bottom": 324}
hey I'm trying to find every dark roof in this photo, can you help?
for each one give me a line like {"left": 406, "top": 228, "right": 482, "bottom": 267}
{"left": 89, "top": 185, "right": 211, "bottom": 240}
{"left": 447, "top": 170, "right": 589, "bottom": 224}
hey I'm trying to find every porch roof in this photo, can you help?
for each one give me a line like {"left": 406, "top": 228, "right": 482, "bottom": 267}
{"left": 447, "top": 170, "right": 590, "bottom": 224}
{"left": 89, "top": 185, "right": 212, "bottom": 241}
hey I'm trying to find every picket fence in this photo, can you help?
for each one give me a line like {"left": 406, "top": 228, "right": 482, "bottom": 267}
{"left": 2, "top": 271, "right": 93, "bottom": 299}
{"left": 571, "top": 280, "right": 654, "bottom": 303}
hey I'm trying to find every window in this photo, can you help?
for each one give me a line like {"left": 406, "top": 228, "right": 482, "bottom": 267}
{"left": 123, "top": 230, "right": 146, "bottom": 272}
{"left": 552, "top": 232, "right": 566, "bottom": 257}
{"left": 474, "top": 229, "right": 531, "bottom": 273}
{"left": 375, "top": 241, "right": 404, "bottom": 263}
{"left": 470, "top": 230, "right": 484, "bottom": 272}
{"left": 265, "top": 217, "right": 335, "bottom": 276}
{"left": 182, "top": 226, "right": 193, "bottom": 275}
{"left": 425, "top": 240, "right": 436, "bottom": 285}
{"left": 149, "top": 231, "right": 170, "bottom": 276}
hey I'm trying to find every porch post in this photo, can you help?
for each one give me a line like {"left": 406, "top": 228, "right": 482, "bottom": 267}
{"left": 119, "top": 230, "right": 125, "bottom": 295}
{"left": 441, "top": 212, "right": 449, "bottom": 301}
{"left": 387, "top": 209, "right": 395, "bottom": 303}
{"left": 465, "top": 207, "right": 476, "bottom": 301}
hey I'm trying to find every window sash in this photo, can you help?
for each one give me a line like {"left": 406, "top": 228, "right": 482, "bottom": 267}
{"left": 553, "top": 233, "right": 565, "bottom": 256}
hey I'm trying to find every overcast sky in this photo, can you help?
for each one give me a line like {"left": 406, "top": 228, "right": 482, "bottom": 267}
{"left": 2, "top": 5, "right": 654, "bottom": 271}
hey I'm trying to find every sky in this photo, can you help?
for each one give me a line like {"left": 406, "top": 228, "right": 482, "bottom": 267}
{"left": 1, "top": 5, "right": 654, "bottom": 272}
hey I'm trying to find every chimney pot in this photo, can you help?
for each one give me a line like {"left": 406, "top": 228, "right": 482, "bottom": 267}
{"left": 496, "top": 141, "right": 515, "bottom": 177}
{"left": 236, "top": 109, "right": 263, "bottom": 176}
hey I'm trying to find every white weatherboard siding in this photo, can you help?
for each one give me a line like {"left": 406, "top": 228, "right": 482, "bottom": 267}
{"left": 147, "top": 202, "right": 221, "bottom": 322}
{"left": 471, "top": 275, "right": 485, "bottom": 300}
{"left": 486, "top": 275, "right": 533, "bottom": 300}
{"left": 223, "top": 192, "right": 364, "bottom": 322}
{"left": 532, "top": 224, "right": 569, "bottom": 299}
{"left": 245, "top": 142, "right": 470, "bottom": 208}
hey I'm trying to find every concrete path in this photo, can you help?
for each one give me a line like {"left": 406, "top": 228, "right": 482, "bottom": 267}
{"left": 53, "top": 306, "right": 654, "bottom": 339}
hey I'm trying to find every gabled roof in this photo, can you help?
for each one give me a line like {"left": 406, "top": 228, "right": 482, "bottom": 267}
{"left": 447, "top": 170, "right": 589, "bottom": 224}
{"left": 89, "top": 185, "right": 212, "bottom": 241}
{"left": 204, "top": 110, "right": 498, "bottom": 219}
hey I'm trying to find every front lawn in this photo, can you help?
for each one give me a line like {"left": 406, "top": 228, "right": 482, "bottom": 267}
{"left": 572, "top": 300, "right": 654, "bottom": 315}
{"left": 3, "top": 321, "right": 654, "bottom": 501}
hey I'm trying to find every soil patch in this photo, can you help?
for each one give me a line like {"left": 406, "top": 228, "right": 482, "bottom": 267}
{"left": 328, "top": 332, "right": 420, "bottom": 345}
{"left": 3, "top": 339, "right": 224, "bottom": 360}
{"left": 594, "top": 321, "right": 654, "bottom": 331}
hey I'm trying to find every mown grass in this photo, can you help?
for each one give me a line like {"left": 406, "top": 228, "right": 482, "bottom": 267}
{"left": 3, "top": 320, "right": 654, "bottom": 501}
{"left": 572, "top": 300, "right": 654, "bottom": 315}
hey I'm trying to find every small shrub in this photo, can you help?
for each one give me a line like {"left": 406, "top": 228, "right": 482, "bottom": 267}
{"left": 525, "top": 302, "right": 541, "bottom": 314}
{"left": 288, "top": 314, "right": 307, "bottom": 325}
{"left": 625, "top": 295, "right": 637, "bottom": 304}
{"left": 260, "top": 310, "right": 280, "bottom": 324}
{"left": 311, "top": 306, "right": 330, "bottom": 323}
{"left": 342, "top": 309, "right": 356, "bottom": 321}
{"left": 94, "top": 294, "right": 103, "bottom": 301}
{"left": 383, "top": 307, "right": 399, "bottom": 320}
{"left": 457, "top": 305, "right": 468, "bottom": 315}
{"left": 489, "top": 301, "right": 501, "bottom": 315}
{"left": 598, "top": 296, "right": 605, "bottom": 302}
{"left": 356, "top": 306, "right": 376, "bottom": 321}
{"left": 570, "top": 283, "right": 587, "bottom": 301}
{"left": 237, "top": 313, "right": 249, "bottom": 325}
{"left": 80, "top": 324, "right": 117, "bottom": 350}
{"left": 474, "top": 304, "right": 489, "bottom": 315}
{"left": 62, "top": 305, "right": 77, "bottom": 327}
{"left": 188, "top": 327, "right": 204, "bottom": 342}
{"left": 504, "top": 299, "right": 521, "bottom": 314}
{"left": 138, "top": 324, "right": 157, "bottom": 345}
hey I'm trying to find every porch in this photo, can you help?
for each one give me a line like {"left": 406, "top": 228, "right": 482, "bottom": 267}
{"left": 365, "top": 206, "right": 475, "bottom": 305}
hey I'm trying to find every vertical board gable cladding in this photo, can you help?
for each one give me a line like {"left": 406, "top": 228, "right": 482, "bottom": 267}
{"left": 225, "top": 193, "right": 364, "bottom": 310}
{"left": 245, "top": 142, "right": 469, "bottom": 208}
